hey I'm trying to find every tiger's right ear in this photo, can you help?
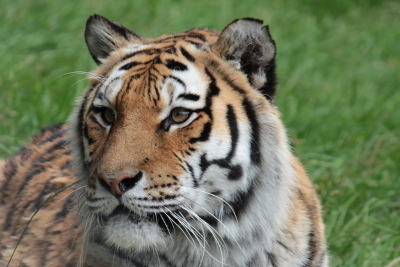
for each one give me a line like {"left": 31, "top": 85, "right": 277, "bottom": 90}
{"left": 85, "top": 14, "right": 142, "bottom": 65}
{"left": 213, "top": 18, "right": 277, "bottom": 100}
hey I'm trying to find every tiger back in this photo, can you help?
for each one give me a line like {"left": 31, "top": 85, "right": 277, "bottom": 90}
{"left": 0, "top": 15, "right": 328, "bottom": 266}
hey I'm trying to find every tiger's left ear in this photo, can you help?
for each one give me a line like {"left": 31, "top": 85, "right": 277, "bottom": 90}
{"left": 213, "top": 18, "right": 277, "bottom": 100}
{"left": 85, "top": 14, "right": 142, "bottom": 65}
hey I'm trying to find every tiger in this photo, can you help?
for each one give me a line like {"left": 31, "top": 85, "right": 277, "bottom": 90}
{"left": 0, "top": 15, "right": 328, "bottom": 267}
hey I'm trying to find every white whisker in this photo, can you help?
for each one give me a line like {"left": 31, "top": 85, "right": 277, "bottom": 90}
{"left": 178, "top": 206, "right": 228, "bottom": 266}
{"left": 182, "top": 197, "right": 245, "bottom": 256}
{"left": 181, "top": 186, "right": 238, "bottom": 223}
{"left": 157, "top": 213, "right": 174, "bottom": 243}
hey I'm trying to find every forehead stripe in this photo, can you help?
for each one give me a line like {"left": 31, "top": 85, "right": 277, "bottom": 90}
{"left": 166, "top": 60, "right": 187, "bottom": 71}
{"left": 119, "top": 61, "right": 140, "bottom": 71}
{"left": 169, "top": 76, "right": 186, "bottom": 88}
{"left": 157, "top": 33, "right": 207, "bottom": 43}
{"left": 104, "top": 77, "right": 120, "bottom": 96}
{"left": 120, "top": 47, "right": 173, "bottom": 62}
{"left": 177, "top": 93, "right": 200, "bottom": 101}
{"left": 180, "top": 47, "right": 195, "bottom": 62}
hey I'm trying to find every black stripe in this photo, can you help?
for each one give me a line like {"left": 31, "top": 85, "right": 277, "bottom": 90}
{"left": 19, "top": 147, "right": 32, "bottom": 161}
{"left": 301, "top": 230, "right": 317, "bottom": 267}
{"left": 128, "top": 72, "right": 146, "bottom": 80}
{"left": 197, "top": 105, "right": 243, "bottom": 180}
{"left": 31, "top": 175, "right": 58, "bottom": 212}
{"left": 77, "top": 94, "right": 89, "bottom": 167}
{"left": 277, "top": 240, "right": 291, "bottom": 252}
{"left": 208, "top": 58, "right": 246, "bottom": 95}
{"left": 84, "top": 118, "right": 96, "bottom": 145}
{"left": 204, "top": 68, "right": 220, "bottom": 104}
{"left": 104, "top": 77, "right": 120, "bottom": 95}
{"left": 166, "top": 60, "right": 187, "bottom": 71}
{"left": 184, "top": 32, "right": 207, "bottom": 42}
{"left": 198, "top": 215, "right": 218, "bottom": 227}
{"left": 121, "top": 47, "right": 173, "bottom": 62}
{"left": 38, "top": 124, "right": 65, "bottom": 135}
{"left": 119, "top": 61, "right": 140, "bottom": 71}
{"left": 185, "top": 40, "right": 202, "bottom": 47}
{"left": 180, "top": 47, "right": 195, "bottom": 62}
{"left": 266, "top": 252, "right": 277, "bottom": 267}
{"left": 189, "top": 122, "right": 211, "bottom": 144}
{"left": 186, "top": 163, "right": 198, "bottom": 187}
{"left": 177, "top": 93, "right": 200, "bottom": 101}
{"left": 38, "top": 154, "right": 57, "bottom": 164}
{"left": 190, "top": 68, "right": 220, "bottom": 144}
{"left": 3, "top": 165, "right": 44, "bottom": 231}
{"left": 164, "top": 46, "right": 177, "bottom": 55}
{"left": 56, "top": 192, "right": 75, "bottom": 219}
{"left": 226, "top": 178, "right": 255, "bottom": 220}
{"left": 154, "top": 213, "right": 179, "bottom": 235}
{"left": 17, "top": 167, "right": 45, "bottom": 196}
{"left": 242, "top": 98, "right": 261, "bottom": 165}
{"left": 297, "top": 189, "right": 318, "bottom": 267}
{"left": 1, "top": 159, "right": 18, "bottom": 203}
{"left": 226, "top": 105, "right": 238, "bottom": 161}
{"left": 95, "top": 91, "right": 103, "bottom": 101}
{"left": 169, "top": 75, "right": 186, "bottom": 88}
{"left": 158, "top": 255, "right": 176, "bottom": 267}
{"left": 227, "top": 165, "right": 243, "bottom": 180}
{"left": 46, "top": 139, "right": 68, "bottom": 155}
{"left": 157, "top": 33, "right": 206, "bottom": 43}
{"left": 259, "top": 57, "right": 277, "bottom": 101}
{"left": 3, "top": 202, "right": 18, "bottom": 231}
{"left": 199, "top": 153, "right": 210, "bottom": 173}
{"left": 34, "top": 124, "right": 67, "bottom": 146}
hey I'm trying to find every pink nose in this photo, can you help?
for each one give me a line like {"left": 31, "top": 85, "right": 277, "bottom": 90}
{"left": 99, "top": 172, "right": 143, "bottom": 196}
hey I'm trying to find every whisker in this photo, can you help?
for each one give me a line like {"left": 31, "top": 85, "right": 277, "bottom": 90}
{"left": 181, "top": 186, "right": 238, "bottom": 223}
{"left": 162, "top": 211, "right": 197, "bottom": 249}
{"left": 54, "top": 185, "right": 86, "bottom": 206}
{"left": 182, "top": 197, "right": 245, "bottom": 256}
{"left": 176, "top": 210, "right": 207, "bottom": 247}
{"left": 157, "top": 213, "right": 174, "bottom": 243}
{"left": 179, "top": 205, "right": 228, "bottom": 266}
{"left": 55, "top": 71, "right": 106, "bottom": 82}
{"left": 166, "top": 210, "right": 213, "bottom": 262}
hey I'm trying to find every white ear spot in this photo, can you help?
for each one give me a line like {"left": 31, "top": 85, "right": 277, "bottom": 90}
{"left": 227, "top": 59, "right": 241, "bottom": 70}
{"left": 251, "top": 70, "right": 267, "bottom": 90}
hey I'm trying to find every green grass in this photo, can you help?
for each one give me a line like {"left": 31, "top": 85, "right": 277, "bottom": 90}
{"left": 1, "top": 0, "right": 399, "bottom": 266}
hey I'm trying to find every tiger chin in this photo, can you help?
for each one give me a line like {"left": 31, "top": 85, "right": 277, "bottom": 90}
{"left": 0, "top": 15, "right": 328, "bottom": 267}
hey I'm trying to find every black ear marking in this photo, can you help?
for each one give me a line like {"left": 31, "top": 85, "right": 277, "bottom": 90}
{"left": 213, "top": 18, "right": 277, "bottom": 100}
{"left": 85, "top": 14, "right": 142, "bottom": 65}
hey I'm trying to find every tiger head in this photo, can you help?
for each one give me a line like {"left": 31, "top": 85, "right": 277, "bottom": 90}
{"left": 70, "top": 15, "right": 292, "bottom": 254}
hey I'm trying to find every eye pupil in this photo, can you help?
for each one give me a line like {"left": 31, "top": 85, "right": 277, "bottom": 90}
{"left": 103, "top": 108, "right": 115, "bottom": 124}
{"left": 171, "top": 108, "right": 191, "bottom": 123}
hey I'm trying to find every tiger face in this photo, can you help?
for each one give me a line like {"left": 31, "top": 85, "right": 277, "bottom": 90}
{"left": 71, "top": 15, "right": 282, "bottom": 253}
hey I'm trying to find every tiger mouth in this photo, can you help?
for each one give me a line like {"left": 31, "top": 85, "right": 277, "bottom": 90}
{"left": 108, "top": 204, "right": 181, "bottom": 234}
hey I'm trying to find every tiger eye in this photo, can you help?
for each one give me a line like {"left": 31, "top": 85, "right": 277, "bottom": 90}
{"left": 170, "top": 108, "right": 191, "bottom": 123}
{"left": 103, "top": 108, "right": 116, "bottom": 124}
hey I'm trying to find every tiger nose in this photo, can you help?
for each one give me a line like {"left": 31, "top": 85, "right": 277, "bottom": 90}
{"left": 99, "top": 172, "right": 143, "bottom": 196}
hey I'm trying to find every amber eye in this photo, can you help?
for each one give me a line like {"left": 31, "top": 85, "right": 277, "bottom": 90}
{"left": 102, "top": 108, "right": 116, "bottom": 124}
{"left": 170, "top": 107, "right": 191, "bottom": 123}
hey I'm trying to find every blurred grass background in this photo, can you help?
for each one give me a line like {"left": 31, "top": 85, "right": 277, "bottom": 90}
{"left": 0, "top": 0, "right": 399, "bottom": 266}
